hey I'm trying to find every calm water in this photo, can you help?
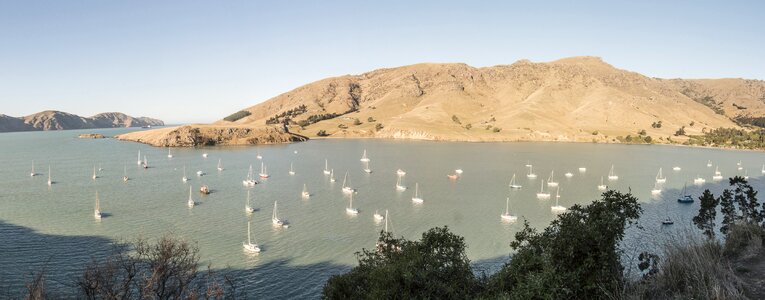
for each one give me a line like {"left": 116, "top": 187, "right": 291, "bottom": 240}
{"left": 1, "top": 128, "right": 763, "bottom": 298}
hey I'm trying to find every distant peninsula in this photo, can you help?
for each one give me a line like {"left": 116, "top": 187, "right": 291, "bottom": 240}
{"left": 0, "top": 111, "right": 164, "bottom": 133}
{"left": 115, "top": 56, "right": 765, "bottom": 148}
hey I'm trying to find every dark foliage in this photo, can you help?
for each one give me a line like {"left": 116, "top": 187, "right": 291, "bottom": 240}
{"left": 693, "top": 189, "right": 719, "bottom": 239}
{"left": 223, "top": 111, "right": 251, "bottom": 122}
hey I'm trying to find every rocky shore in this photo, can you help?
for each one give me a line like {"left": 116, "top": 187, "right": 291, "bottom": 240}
{"left": 114, "top": 125, "right": 307, "bottom": 147}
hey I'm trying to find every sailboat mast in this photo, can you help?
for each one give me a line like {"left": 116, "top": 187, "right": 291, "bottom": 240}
{"left": 247, "top": 221, "right": 252, "bottom": 244}
{"left": 95, "top": 191, "right": 100, "bottom": 211}
{"left": 505, "top": 197, "right": 510, "bottom": 215}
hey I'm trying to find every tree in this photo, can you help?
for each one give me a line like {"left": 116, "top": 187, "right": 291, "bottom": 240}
{"left": 638, "top": 129, "right": 647, "bottom": 136}
{"left": 323, "top": 227, "right": 479, "bottom": 299}
{"left": 317, "top": 130, "right": 329, "bottom": 136}
{"left": 675, "top": 126, "right": 686, "bottom": 136}
{"left": 451, "top": 115, "right": 461, "bottom": 124}
{"left": 693, "top": 189, "right": 719, "bottom": 239}
{"left": 487, "top": 190, "right": 642, "bottom": 298}
{"left": 374, "top": 123, "right": 384, "bottom": 131}
{"left": 353, "top": 118, "right": 362, "bottom": 126}
{"left": 367, "top": 117, "right": 376, "bottom": 122}
{"left": 719, "top": 189, "right": 736, "bottom": 235}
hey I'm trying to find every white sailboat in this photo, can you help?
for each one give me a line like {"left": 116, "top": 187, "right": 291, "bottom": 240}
{"left": 651, "top": 181, "right": 662, "bottom": 195}
{"left": 182, "top": 166, "right": 189, "bottom": 182}
{"left": 762, "top": 164, "right": 765, "bottom": 174}
{"left": 455, "top": 169, "right": 463, "bottom": 174}
{"left": 396, "top": 169, "right": 406, "bottom": 176}
{"left": 217, "top": 159, "right": 224, "bottom": 171}
{"left": 30, "top": 161, "right": 36, "bottom": 177}
{"left": 142, "top": 155, "right": 148, "bottom": 169}
{"left": 330, "top": 169, "right": 336, "bottom": 182}
{"left": 546, "top": 170, "right": 558, "bottom": 187}
{"left": 578, "top": 167, "right": 587, "bottom": 173}
{"left": 92, "top": 165, "right": 98, "bottom": 180}
{"left": 137, "top": 150, "right": 142, "bottom": 165}
{"left": 712, "top": 166, "right": 723, "bottom": 180}
{"left": 187, "top": 186, "right": 195, "bottom": 207}
{"left": 256, "top": 151, "right": 262, "bottom": 160}
{"left": 94, "top": 191, "right": 102, "bottom": 219}
{"left": 744, "top": 169, "right": 749, "bottom": 180}
{"left": 167, "top": 148, "right": 173, "bottom": 158}
{"left": 551, "top": 188, "right": 566, "bottom": 212}
{"left": 673, "top": 166, "right": 681, "bottom": 171}
{"left": 346, "top": 193, "right": 359, "bottom": 215}
{"left": 536, "top": 180, "right": 550, "bottom": 199}
{"left": 98, "top": 164, "right": 103, "bottom": 172}
{"left": 323, "top": 159, "right": 331, "bottom": 175}
{"left": 655, "top": 168, "right": 666, "bottom": 183}
{"left": 597, "top": 176, "right": 607, "bottom": 191}
{"left": 289, "top": 162, "right": 295, "bottom": 175}
{"left": 363, "top": 161, "right": 372, "bottom": 173}
{"left": 272, "top": 201, "right": 284, "bottom": 227}
{"left": 360, "top": 149, "right": 370, "bottom": 162}
{"left": 395, "top": 174, "right": 407, "bottom": 191}
{"left": 707, "top": 160, "right": 712, "bottom": 167}
{"left": 243, "top": 220, "right": 261, "bottom": 253}
{"left": 123, "top": 164, "right": 129, "bottom": 182}
{"left": 242, "top": 165, "right": 257, "bottom": 186}
{"left": 694, "top": 175, "right": 706, "bottom": 185}
{"left": 608, "top": 165, "right": 618, "bottom": 180}
{"left": 196, "top": 170, "right": 204, "bottom": 177}
{"left": 258, "top": 162, "right": 269, "bottom": 178}
{"left": 342, "top": 171, "right": 355, "bottom": 193}
{"left": 737, "top": 160, "right": 743, "bottom": 170}
{"left": 501, "top": 197, "right": 518, "bottom": 222}
{"left": 245, "top": 190, "right": 254, "bottom": 213}
{"left": 47, "top": 166, "right": 52, "bottom": 186}
{"left": 202, "top": 153, "right": 208, "bottom": 158}
{"left": 301, "top": 184, "right": 310, "bottom": 198}
{"left": 526, "top": 165, "right": 537, "bottom": 179}
{"left": 525, "top": 161, "right": 532, "bottom": 167}
{"left": 374, "top": 209, "right": 384, "bottom": 221}
{"left": 412, "top": 183, "right": 423, "bottom": 203}
{"left": 564, "top": 172, "right": 573, "bottom": 178}
{"left": 509, "top": 174, "right": 522, "bottom": 189}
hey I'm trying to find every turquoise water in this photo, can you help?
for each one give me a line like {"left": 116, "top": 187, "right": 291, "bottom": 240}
{"left": 0, "top": 128, "right": 763, "bottom": 298}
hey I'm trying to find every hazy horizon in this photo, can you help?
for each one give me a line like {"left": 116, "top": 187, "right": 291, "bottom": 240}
{"left": 2, "top": 1, "right": 764, "bottom": 123}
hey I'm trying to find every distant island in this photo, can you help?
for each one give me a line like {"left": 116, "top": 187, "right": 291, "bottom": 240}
{"left": 0, "top": 111, "right": 164, "bottom": 133}
{"left": 114, "top": 56, "right": 765, "bottom": 148}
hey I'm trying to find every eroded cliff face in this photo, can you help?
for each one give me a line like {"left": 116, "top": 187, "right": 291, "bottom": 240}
{"left": 115, "top": 125, "right": 307, "bottom": 147}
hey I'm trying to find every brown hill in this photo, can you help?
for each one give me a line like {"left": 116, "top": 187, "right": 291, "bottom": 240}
{"left": 0, "top": 110, "right": 165, "bottom": 133}
{"left": 119, "top": 57, "right": 765, "bottom": 146}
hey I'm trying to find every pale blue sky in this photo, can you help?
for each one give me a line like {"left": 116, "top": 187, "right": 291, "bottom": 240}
{"left": 1, "top": 1, "right": 763, "bottom": 123}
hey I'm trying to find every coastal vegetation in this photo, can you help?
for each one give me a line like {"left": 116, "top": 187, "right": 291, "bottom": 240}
{"left": 265, "top": 105, "right": 308, "bottom": 125}
{"left": 222, "top": 110, "right": 251, "bottom": 122}
{"left": 687, "top": 127, "right": 765, "bottom": 149}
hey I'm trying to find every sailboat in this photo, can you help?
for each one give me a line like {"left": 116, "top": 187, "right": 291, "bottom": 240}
{"left": 92, "top": 165, "right": 98, "bottom": 180}
{"left": 501, "top": 197, "right": 518, "bottom": 222}
{"left": 662, "top": 197, "right": 674, "bottom": 225}
{"left": 258, "top": 162, "right": 269, "bottom": 178}
{"left": 564, "top": 172, "right": 573, "bottom": 178}
{"left": 525, "top": 161, "right": 532, "bottom": 167}
{"left": 342, "top": 171, "right": 355, "bottom": 193}
{"left": 242, "top": 165, "right": 257, "bottom": 186}
{"left": 256, "top": 151, "right": 262, "bottom": 160}
{"left": 142, "top": 156, "right": 148, "bottom": 169}
{"left": 289, "top": 162, "right": 295, "bottom": 175}
{"left": 187, "top": 186, "right": 195, "bottom": 207}
{"left": 597, "top": 176, "right": 607, "bottom": 191}
{"left": 526, "top": 165, "right": 537, "bottom": 179}
{"left": 677, "top": 183, "right": 694, "bottom": 203}
{"left": 374, "top": 210, "right": 384, "bottom": 221}
{"left": 346, "top": 193, "right": 359, "bottom": 214}
{"left": 301, "top": 184, "right": 310, "bottom": 198}
{"left": 509, "top": 174, "right": 522, "bottom": 189}
{"left": 243, "top": 220, "right": 261, "bottom": 253}
{"left": 123, "top": 164, "right": 129, "bottom": 182}
{"left": 30, "top": 161, "right": 36, "bottom": 177}
{"left": 182, "top": 166, "right": 189, "bottom": 182}
{"left": 396, "top": 169, "right": 406, "bottom": 176}
{"left": 655, "top": 168, "right": 666, "bottom": 183}
{"left": 737, "top": 160, "right": 743, "bottom": 170}
{"left": 693, "top": 175, "right": 706, "bottom": 185}
{"left": 551, "top": 188, "right": 566, "bottom": 212}
{"left": 167, "top": 148, "right": 173, "bottom": 158}
{"left": 94, "top": 191, "right": 102, "bottom": 219}
{"left": 330, "top": 169, "right": 336, "bottom": 182}
{"left": 744, "top": 169, "right": 749, "bottom": 180}
{"left": 272, "top": 201, "right": 284, "bottom": 226}
{"left": 455, "top": 169, "right": 463, "bottom": 174}
{"left": 245, "top": 190, "right": 254, "bottom": 213}
{"left": 98, "top": 164, "right": 103, "bottom": 172}
{"left": 536, "top": 180, "right": 550, "bottom": 199}
{"left": 608, "top": 165, "right": 618, "bottom": 180}
{"left": 323, "top": 159, "right": 331, "bottom": 175}
{"left": 202, "top": 153, "right": 208, "bottom": 158}
{"left": 707, "top": 160, "right": 713, "bottom": 167}
{"left": 578, "top": 167, "right": 587, "bottom": 172}
{"left": 673, "top": 166, "right": 681, "bottom": 171}
{"left": 363, "top": 161, "right": 372, "bottom": 173}
{"left": 546, "top": 171, "right": 558, "bottom": 187}
{"left": 762, "top": 164, "right": 765, "bottom": 174}
{"left": 47, "top": 166, "right": 52, "bottom": 186}
{"left": 137, "top": 150, "right": 142, "bottom": 165}
{"left": 395, "top": 174, "right": 407, "bottom": 191}
{"left": 217, "top": 159, "right": 224, "bottom": 171}
{"left": 412, "top": 183, "right": 423, "bottom": 203}
{"left": 651, "top": 182, "right": 662, "bottom": 195}
{"left": 712, "top": 166, "right": 723, "bottom": 180}
{"left": 360, "top": 149, "right": 370, "bottom": 162}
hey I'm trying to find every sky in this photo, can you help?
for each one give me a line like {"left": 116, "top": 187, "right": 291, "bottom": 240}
{"left": 1, "top": 1, "right": 763, "bottom": 124}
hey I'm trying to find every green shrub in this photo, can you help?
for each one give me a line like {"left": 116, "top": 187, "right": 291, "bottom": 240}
{"left": 223, "top": 110, "right": 251, "bottom": 122}
{"left": 492, "top": 127, "right": 501, "bottom": 133}
{"left": 353, "top": 118, "right": 362, "bottom": 126}
{"left": 316, "top": 130, "right": 329, "bottom": 137}
{"left": 367, "top": 117, "right": 376, "bottom": 122}
{"left": 375, "top": 123, "right": 384, "bottom": 131}
{"left": 452, "top": 115, "right": 461, "bottom": 124}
